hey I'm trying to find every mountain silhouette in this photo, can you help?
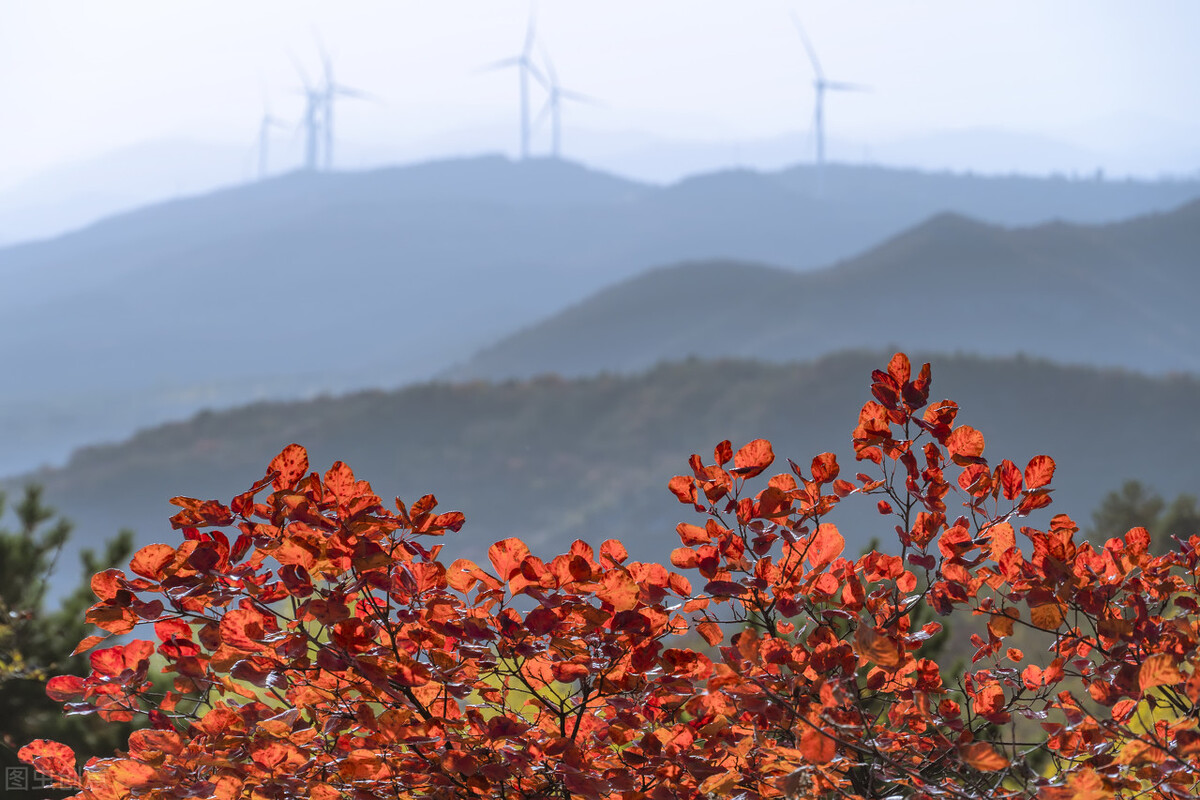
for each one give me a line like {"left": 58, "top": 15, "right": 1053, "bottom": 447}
{"left": 1, "top": 156, "right": 1197, "bottom": 475}
{"left": 450, "top": 199, "right": 1200, "bottom": 380}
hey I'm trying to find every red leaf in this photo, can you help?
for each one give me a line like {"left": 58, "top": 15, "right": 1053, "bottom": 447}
{"left": 668, "top": 475, "right": 698, "bottom": 505}
{"left": 90, "top": 569, "right": 123, "bottom": 601}
{"left": 18, "top": 740, "right": 80, "bottom": 788}
{"left": 704, "top": 580, "right": 747, "bottom": 597}
{"left": 806, "top": 523, "right": 844, "bottom": 570}
{"left": 71, "top": 634, "right": 107, "bottom": 656}
{"left": 600, "top": 539, "right": 628, "bottom": 565}
{"left": 1024, "top": 455, "right": 1055, "bottom": 489}
{"left": 998, "top": 459, "right": 1023, "bottom": 500}
{"left": 799, "top": 724, "right": 837, "bottom": 764}
{"left": 960, "top": 741, "right": 1010, "bottom": 772}
{"left": 488, "top": 538, "right": 531, "bottom": 580}
{"left": 697, "top": 621, "right": 723, "bottom": 646}
{"left": 810, "top": 452, "right": 839, "bottom": 484}
{"left": 324, "top": 461, "right": 358, "bottom": 504}
{"left": 46, "top": 675, "right": 86, "bottom": 703}
{"left": 1139, "top": 654, "right": 1181, "bottom": 691}
{"left": 731, "top": 439, "right": 775, "bottom": 478}
{"left": 855, "top": 625, "right": 902, "bottom": 668}
{"left": 887, "top": 352, "right": 911, "bottom": 385}
{"left": 946, "top": 425, "right": 985, "bottom": 464}
{"left": 130, "top": 543, "right": 176, "bottom": 579}
{"left": 269, "top": 443, "right": 309, "bottom": 491}
{"left": 670, "top": 547, "right": 698, "bottom": 569}
{"left": 599, "top": 569, "right": 639, "bottom": 612}
{"left": 713, "top": 440, "right": 733, "bottom": 466}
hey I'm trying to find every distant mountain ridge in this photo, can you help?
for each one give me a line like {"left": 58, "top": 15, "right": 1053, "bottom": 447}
{"left": 450, "top": 198, "right": 1200, "bottom": 380}
{"left": 2, "top": 155, "right": 1198, "bottom": 476}
{"left": 12, "top": 351, "right": 1200, "bottom": 605}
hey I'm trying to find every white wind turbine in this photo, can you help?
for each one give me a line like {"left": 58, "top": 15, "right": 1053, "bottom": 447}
{"left": 318, "top": 45, "right": 372, "bottom": 171}
{"left": 291, "top": 57, "right": 324, "bottom": 172}
{"left": 791, "top": 13, "right": 868, "bottom": 184}
{"left": 532, "top": 47, "right": 598, "bottom": 159}
{"left": 480, "top": 9, "right": 545, "bottom": 160}
{"left": 256, "top": 105, "right": 287, "bottom": 180}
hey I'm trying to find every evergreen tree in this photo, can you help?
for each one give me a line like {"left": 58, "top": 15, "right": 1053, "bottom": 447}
{"left": 1086, "top": 479, "right": 1200, "bottom": 554}
{"left": 0, "top": 485, "right": 134, "bottom": 794}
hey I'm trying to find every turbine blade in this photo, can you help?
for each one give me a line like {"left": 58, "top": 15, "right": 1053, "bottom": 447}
{"left": 559, "top": 88, "right": 600, "bottom": 105}
{"left": 334, "top": 85, "right": 377, "bottom": 102}
{"left": 789, "top": 11, "right": 823, "bottom": 80}
{"left": 523, "top": 59, "right": 547, "bottom": 86}
{"left": 534, "top": 99, "right": 553, "bottom": 130}
{"left": 538, "top": 43, "right": 558, "bottom": 86}
{"left": 288, "top": 50, "right": 312, "bottom": 89}
{"left": 476, "top": 56, "right": 521, "bottom": 73}
{"left": 825, "top": 81, "right": 870, "bottom": 92}
{"left": 523, "top": 3, "right": 538, "bottom": 56}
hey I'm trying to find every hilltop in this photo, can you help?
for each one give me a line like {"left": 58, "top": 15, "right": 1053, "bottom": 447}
{"left": 451, "top": 199, "right": 1200, "bottom": 379}
{"left": 14, "top": 351, "right": 1200, "bottom": 596}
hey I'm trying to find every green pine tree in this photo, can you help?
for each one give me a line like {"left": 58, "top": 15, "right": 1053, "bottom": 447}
{"left": 0, "top": 485, "right": 135, "bottom": 794}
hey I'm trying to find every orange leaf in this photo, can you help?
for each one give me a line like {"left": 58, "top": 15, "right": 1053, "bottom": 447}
{"left": 960, "top": 741, "right": 1010, "bottom": 772}
{"left": 731, "top": 438, "right": 774, "bottom": 478}
{"left": 946, "top": 425, "right": 985, "bottom": 463}
{"left": 90, "top": 569, "right": 123, "bottom": 601}
{"left": 810, "top": 452, "right": 839, "bottom": 484}
{"left": 670, "top": 547, "right": 698, "bottom": 569}
{"left": 323, "top": 461, "right": 358, "bottom": 504}
{"left": 697, "top": 621, "right": 723, "bottom": 646}
{"left": 269, "top": 443, "right": 309, "bottom": 491}
{"left": 887, "top": 352, "right": 911, "bottom": 384}
{"left": 600, "top": 539, "right": 628, "bottom": 565}
{"left": 71, "top": 634, "right": 107, "bottom": 656}
{"left": 1139, "top": 654, "right": 1182, "bottom": 691}
{"left": 130, "top": 543, "right": 176, "bottom": 579}
{"left": 46, "top": 675, "right": 86, "bottom": 702}
{"left": 599, "top": 569, "right": 639, "bottom": 612}
{"left": 799, "top": 723, "right": 837, "bottom": 764}
{"left": 488, "top": 538, "right": 531, "bottom": 580}
{"left": 855, "top": 625, "right": 902, "bottom": 668}
{"left": 806, "top": 523, "right": 844, "bottom": 570}
{"left": 699, "top": 771, "right": 740, "bottom": 795}
{"left": 985, "top": 522, "right": 1015, "bottom": 562}
{"left": 668, "top": 475, "right": 698, "bottom": 505}
{"left": 18, "top": 740, "right": 80, "bottom": 787}
{"left": 1024, "top": 455, "right": 1055, "bottom": 489}
{"left": 1029, "top": 602, "right": 1064, "bottom": 630}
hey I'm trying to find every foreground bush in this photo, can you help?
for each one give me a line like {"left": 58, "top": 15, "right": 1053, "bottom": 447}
{"left": 22, "top": 353, "right": 1200, "bottom": 799}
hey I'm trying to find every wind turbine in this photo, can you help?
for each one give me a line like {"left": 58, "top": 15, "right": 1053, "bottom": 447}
{"left": 532, "top": 47, "right": 598, "bottom": 159}
{"left": 256, "top": 106, "right": 287, "bottom": 180}
{"left": 291, "top": 57, "right": 324, "bottom": 171}
{"left": 317, "top": 45, "right": 371, "bottom": 171}
{"left": 791, "top": 13, "right": 868, "bottom": 179}
{"left": 480, "top": 8, "right": 545, "bottom": 159}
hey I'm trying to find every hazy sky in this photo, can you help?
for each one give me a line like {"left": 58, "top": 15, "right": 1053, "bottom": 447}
{"left": 2, "top": 1, "right": 1199, "bottom": 187}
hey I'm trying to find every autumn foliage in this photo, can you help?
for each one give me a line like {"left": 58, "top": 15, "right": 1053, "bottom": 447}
{"left": 21, "top": 353, "right": 1200, "bottom": 799}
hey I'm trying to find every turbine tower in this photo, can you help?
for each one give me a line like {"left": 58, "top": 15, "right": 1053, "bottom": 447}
{"left": 318, "top": 46, "right": 370, "bottom": 171}
{"left": 481, "top": 8, "right": 544, "bottom": 159}
{"left": 256, "top": 106, "right": 287, "bottom": 180}
{"left": 532, "top": 47, "right": 597, "bottom": 159}
{"left": 292, "top": 58, "right": 324, "bottom": 171}
{"left": 791, "top": 13, "right": 868, "bottom": 179}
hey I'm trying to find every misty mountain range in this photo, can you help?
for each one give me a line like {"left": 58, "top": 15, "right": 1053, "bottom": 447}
{"left": 450, "top": 200, "right": 1200, "bottom": 380}
{"left": 3, "top": 154, "right": 1199, "bottom": 478}
{"left": 5, "top": 126, "right": 1196, "bottom": 246}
